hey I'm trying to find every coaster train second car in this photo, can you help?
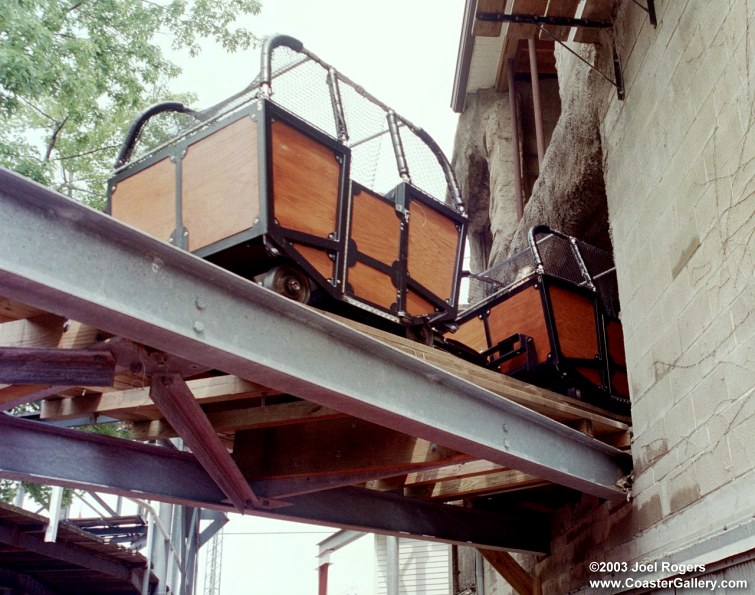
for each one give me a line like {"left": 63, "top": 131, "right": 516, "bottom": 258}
{"left": 107, "top": 35, "right": 629, "bottom": 415}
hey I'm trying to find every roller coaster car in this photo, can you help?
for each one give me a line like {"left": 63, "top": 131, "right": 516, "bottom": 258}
{"left": 107, "top": 35, "right": 467, "bottom": 331}
{"left": 440, "top": 226, "right": 629, "bottom": 415}
{"left": 107, "top": 35, "right": 629, "bottom": 416}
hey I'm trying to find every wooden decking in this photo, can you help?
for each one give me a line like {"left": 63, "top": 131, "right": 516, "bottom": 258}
{"left": 1, "top": 296, "right": 630, "bottom": 505}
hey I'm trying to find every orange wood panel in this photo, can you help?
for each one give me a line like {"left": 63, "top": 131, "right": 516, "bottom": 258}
{"left": 549, "top": 285, "right": 598, "bottom": 359}
{"left": 606, "top": 319, "right": 626, "bottom": 366}
{"left": 347, "top": 262, "right": 397, "bottom": 311}
{"left": 450, "top": 315, "right": 488, "bottom": 352}
{"left": 350, "top": 188, "right": 400, "bottom": 265}
{"left": 407, "top": 199, "right": 459, "bottom": 301}
{"left": 405, "top": 291, "right": 436, "bottom": 318}
{"left": 612, "top": 371, "right": 630, "bottom": 399}
{"left": 271, "top": 120, "right": 340, "bottom": 238}
{"left": 110, "top": 157, "right": 175, "bottom": 243}
{"left": 486, "top": 285, "right": 552, "bottom": 366}
{"left": 182, "top": 116, "right": 259, "bottom": 251}
{"left": 292, "top": 244, "right": 334, "bottom": 282}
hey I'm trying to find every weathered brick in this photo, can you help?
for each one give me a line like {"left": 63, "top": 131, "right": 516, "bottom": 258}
{"left": 666, "top": 464, "right": 702, "bottom": 514}
{"left": 664, "top": 396, "right": 696, "bottom": 449}
{"left": 691, "top": 364, "right": 731, "bottom": 427}
{"left": 694, "top": 438, "right": 734, "bottom": 496}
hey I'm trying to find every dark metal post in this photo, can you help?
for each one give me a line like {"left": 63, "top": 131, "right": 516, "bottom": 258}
{"left": 528, "top": 37, "right": 546, "bottom": 168}
{"left": 387, "top": 110, "right": 411, "bottom": 183}
{"left": 327, "top": 68, "right": 349, "bottom": 143}
{"left": 507, "top": 60, "right": 524, "bottom": 219}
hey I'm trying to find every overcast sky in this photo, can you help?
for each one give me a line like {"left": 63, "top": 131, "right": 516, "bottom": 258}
{"left": 165, "top": 0, "right": 465, "bottom": 155}
{"left": 166, "top": 2, "right": 465, "bottom": 593}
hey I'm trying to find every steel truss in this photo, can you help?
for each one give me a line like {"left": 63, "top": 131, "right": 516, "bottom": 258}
{"left": 0, "top": 168, "right": 631, "bottom": 552}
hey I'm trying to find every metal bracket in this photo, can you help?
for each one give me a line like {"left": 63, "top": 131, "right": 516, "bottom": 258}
{"left": 476, "top": 12, "right": 612, "bottom": 29}
{"left": 536, "top": 24, "right": 625, "bottom": 101}
{"left": 476, "top": 11, "right": 627, "bottom": 100}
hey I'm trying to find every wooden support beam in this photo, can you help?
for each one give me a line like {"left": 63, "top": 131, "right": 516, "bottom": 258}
{"left": 232, "top": 417, "right": 469, "bottom": 480}
{"left": 493, "top": 0, "right": 547, "bottom": 91}
{"left": 149, "top": 373, "right": 271, "bottom": 511}
{"left": 41, "top": 374, "right": 280, "bottom": 421}
{"left": 0, "top": 315, "right": 105, "bottom": 349}
{"left": 474, "top": 0, "right": 507, "bottom": 37}
{"left": 401, "top": 459, "right": 503, "bottom": 486}
{"left": 380, "top": 460, "right": 548, "bottom": 500}
{"left": 540, "top": 0, "right": 581, "bottom": 41}
{"left": 479, "top": 548, "right": 541, "bottom": 595}
{"left": 0, "top": 384, "right": 72, "bottom": 411}
{"left": 0, "top": 347, "right": 115, "bottom": 386}
{"left": 0, "top": 297, "right": 46, "bottom": 323}
{"left": 423, "top": 469, "right": 548, "bottom": 501}
{"left": 130, "top": 400, "right": 345, "bottom": 441}
{"left": 572, "top": 0, "right": 613, "bottom": 43}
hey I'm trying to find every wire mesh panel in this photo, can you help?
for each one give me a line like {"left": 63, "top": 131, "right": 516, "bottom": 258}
{"left": 462, "top": 229, "right": 620, "bottom": 317}
{"left": 118, "top": 36, "right": 462, "bottom": 215}
{"left": 265, "top": 42, "right": 461, "bottom": 211}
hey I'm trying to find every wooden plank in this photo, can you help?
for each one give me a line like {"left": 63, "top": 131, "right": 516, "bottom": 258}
{"left": 474, "top": 0, "right": 507, "bottom": 37}
{"left": 0, "top": 297, "right": 46, "bottom": 323}
{"left": 0, "top": 315, "right": 105, "bottom": 349}
{"left": 182, "top": 115, "right": 259, "bottom": 251}
{"left": 40, "top": 374, "right": 280, "bottom": 421}
{"left": 495, "top": 0, "right": 548, "bottom": 92}
{"left": 372, "top": 460, "right": 548, "bottom": 500}
{"left": 323, "top": 313, "right": 631, "bottom": 439}
{"left": 573, "top": 0, "right": 613, "bottom": 43}
{"left": 130, "top": 400, "right": 345, "bottom": 441}
{"left": 0, "top": 384, "right": 71, "bottom": 411}
{"left": 549, "top": 285, "right": 599, "bottom": 359}
{"left": 271, "top": 119, "right": 341, "bottom": 239}
{"left": 402, "top": 459, "right": 505, "bottom": 486}
{"left": 110, "top": 157, "right": 175, "bottom": 244}
{"left": 346, "top": 261, "right": 397, "bottom": 312}
{"left": 406, "top": 196, "right": 460, "bottom": 303}
{"left": 540, "top": 0, "right": 581, "bottom": 41}
{"left": 232, "top": 417, "right": 469, "bottom": 480}
{"left": 0, "top": 347, "right": 115, "bottom": 387}
{"left": 422, "top": 469, "right": 548, "bottom": 501}
{"left": 350, "top": 187, "right": 401, "bottom": 266}
{"left": 479, "top": 549, "right": 540, "bottom": 595}
{"left": 484, "top": 283, "right": 551, "bottom": 370}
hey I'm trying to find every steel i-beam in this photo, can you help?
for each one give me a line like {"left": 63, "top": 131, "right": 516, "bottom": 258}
{"left": 0, "top": 168, "right": 631, "bottom": 500}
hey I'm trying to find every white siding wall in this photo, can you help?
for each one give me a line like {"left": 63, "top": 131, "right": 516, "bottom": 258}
{"left": 375, "top": 536, "right": 451, "bottom": 595}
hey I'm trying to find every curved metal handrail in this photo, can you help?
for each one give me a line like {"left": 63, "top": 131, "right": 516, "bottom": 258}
{"left": 114, "top": 101, "right": 200, "bottom": 169}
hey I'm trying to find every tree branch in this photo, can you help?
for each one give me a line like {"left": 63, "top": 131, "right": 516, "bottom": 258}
{"left": 44, "top": 116, "right": 70, "bottom": 162}
{"left": 19, "top": 98, "right": 56, "bottom": 123}
{"left": 56, "top": 144, "right": 121, "bottom": 161}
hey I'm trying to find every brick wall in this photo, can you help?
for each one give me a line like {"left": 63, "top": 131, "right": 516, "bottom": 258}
{"left": 551, "top": 0, "right": 755, "bottom": 590}
{"left": 607, "top": 0, "right": 754, "bottom": 543}
{"left": 477, "top": 1, "right": 754, "bottom": 592}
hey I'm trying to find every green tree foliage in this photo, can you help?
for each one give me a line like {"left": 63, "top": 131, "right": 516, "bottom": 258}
{"left": 0, "top": 0, "right": 261, "bottom": 207}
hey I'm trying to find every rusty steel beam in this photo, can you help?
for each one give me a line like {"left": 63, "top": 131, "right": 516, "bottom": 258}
{"left": 148, "top": 373, "right": 268, "bottom": 511}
